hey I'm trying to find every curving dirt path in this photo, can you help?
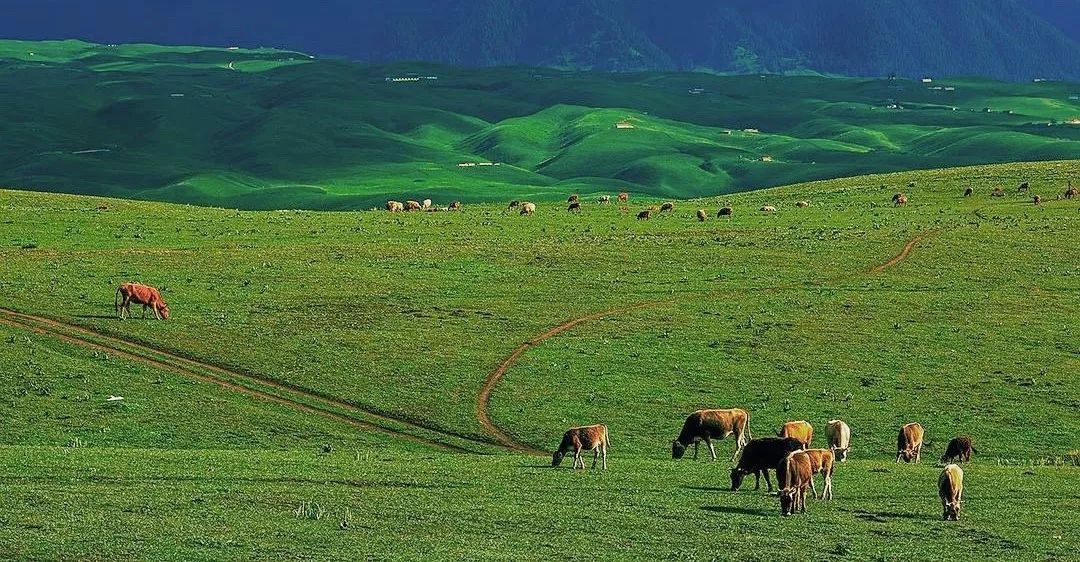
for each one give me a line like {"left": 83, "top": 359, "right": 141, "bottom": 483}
{"left": 477, "top": 230, "right": 937, "bottom": 453}
{"left": 0, "top": 307, "right": 491, "bottom": 454}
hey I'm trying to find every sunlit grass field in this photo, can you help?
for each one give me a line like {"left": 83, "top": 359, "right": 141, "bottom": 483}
{"left": 0, "top": 160, "right": 1077, "bottom": 560}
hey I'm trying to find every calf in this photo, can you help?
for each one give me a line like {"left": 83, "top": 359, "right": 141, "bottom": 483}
{"left": 801, "top": 448, "right": 836, "bottom": 500}
{"left": 386, "top": 200, "right": 404, "bottom": 212}
{"left": 779, "top": 421, "right": 813, "bottom": 449}
{"left": 552, "top": 424, "right": 609, "bottom": 469}
{"left": 729, "top": 437, "right": 802, "bottom": 492}
{"left": 696, "top": 209, "right": 707, "bottom": 222}
{"left": 942, "top": 436, "right": 976, "bottom": 463}
{"left": 672, "top": 408, "right": 751, "bottom": 462}
{"left": 896, "top": 422, "right": 925, "bottom": 463}
{"left": 519, "top": 202, "right": 536, "bottom": 215}
{"left": 938, "top": 464, "right": 964, "bottom": 520}
{"left": 115, "top": 282, "right": 170, "bottom": 320}
{"left": 825, "top": 419, "right": 851, "bottom": 462}
{"left": 776, "top": 451, "right": 813, "bottom": 516}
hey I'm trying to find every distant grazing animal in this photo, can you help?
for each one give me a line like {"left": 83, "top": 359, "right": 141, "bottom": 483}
{"left": 386, "top": 200, "right": 404, "bottom": 213}
{"left": 777, "top": 451, "right": 813, "bottom": 516}
{"left": 825, "top": 419, "right": 851, "bottom": 462}
{"left": 718, "top": 207, "right": 733, "bottom": 217}
{"left": 1033, "top": 195, "right": 1042, "bottom": 205}
{"left": 796, "top": 201, "right": 810, "bottom": 208}
{"left": 637, "top": 209, "right": 652, "bottom": 220}
{"left": 568, "top": 201, "right": 581, "bottom": 212}
{"left": 448, "top": 201, "right": 462, "bottom": 211}
{"left": 696, "top": 209, "right": 707, "bottom": 222}
{"left": 422, "top": 199, "right": 432, "bottom": 209}
{"left": 896, "top": 422, "right": 925, "bottom": 463}
{"left": 618, "top": 192, "right": 629, "bottom": 203}
{"left": 672, "top": 408, "right": 752, "bottom": 462}
{"left": 801, "top": 448, "right": 836, "bottom": 500}
{"left": 598, "top": 195, "right": 611, "bottom": 203}
{"left": 779, "top": 421, "right": 813, "bottom": 449}
{"left": 552, "top": 424, "right": 609, "bottom": 469}
{"left": 942, "top": 436, "right": 976, "bottom": 463}
{"left": 1065, "top": 184, "right": 1078, "bottom": 199}
{"left": 964, "top": 187, "right": 973, "bottom": 197}
{"left": 660, "top": 202, "right": 674, "bottom": 212}
{"left": 96, "top": 204, "right": 109, "bottom": 211}
{"left": 405, "top": 200, "right": 422, "bottom": 211}
{"left": 991, "top": 187, "right": 1005, "bottom": 197}
{"left": 115, "top": 282, "right": 169, "bottom": 320}
{"left": 939, "top": 464, "right": 964, "bottom": 520}
{"left": 729, "top": 437, "right": 802, "bottom": 492}
{"left": 760, "top": 205, "right": 776, "bottom": 213}
{"left": 519, "top": 202, "right": 536, "bottom": 215}
{"left": 567, "top": 194, "right": 579, "bottom": 203}
{"left": 1018, "top": 182, "right": 1030, "bottom": 192}
{"left": 508, "top": 200, "right": 521, "bottom": 209}
{"left": 893, "top": 193, "right": 908, "bottom": 206}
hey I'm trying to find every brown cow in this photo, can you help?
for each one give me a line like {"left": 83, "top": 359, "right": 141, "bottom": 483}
{"left": 964, "top": 187, "right": 974, "bottom": 197}
{"left": 776, "top": 451, "right": 813, "bottom": 516}
{"left": 618, "top": 192, "right": 629, "bottom": 203}
{"left": 893, "top": 193, "right": 908, "bottom": 206}
{"left": 385, "top": 200, "right": 404, "bottom": 212}
{"left": 115, "top": 282, "right": 170, "bottom": 320}
{"left": 826, "top": 419, "right": 851, "bottom": 462}
{"left": 779, "top": 421, "right": 813, "bottom": 449}
{"left": 568, "top": 201, "right": 582, "bottom": 212}
{"left": 519, "top": 202, "right": 536, "bottom": 215}
{"left": 718, "top": 207, "right": 733, "bottom": 217}
{"left": 1066, "top": 184, "right": 1078, "bottom": 199}
{"left": 939, "top": 464, "right": 964, "bottom": 520}
{"left": 404, "top": 200, "right": 422, "bottom": 211}
{"left": 637, "top": 209, "right": 652, "bottom": 220}
{"left": 796, "top": 201, "right": 811, "bottom": 208}
{"left": 552, "top": 424, "right": 609, "bottom": 469}
{"left": 660, "top": 202, "right": 675, "bottom": 212}
{"left": 672, "top": 408, "right": 752, "bottom": 461}
{"left": 991, "top": 187, "right": 1005, "bottom": 197}
{"left": 942, "top": 436, "right": 976, "bottom": 463}
{"left": 567, "top": 194, "right": 579, "bottom": 203}
{"left": 760, "top": 205, "right": 776, "bottom": 213}
{"left": 696, "top": 209, "right": 707, "bottom": 222}
{"left": 1033, "top": 195, "right": 1042, "bottom": 205}
{"left": 448, "top": 201, "right": 462, "bottom": 211}
{"left": 802, "top": 448, "right": 836, "bottom": 500}
{"left": 896, "top": 422, "right": 925, "bottom": 463}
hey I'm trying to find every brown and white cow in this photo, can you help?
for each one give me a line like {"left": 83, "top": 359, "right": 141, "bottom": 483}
{"left": 760, "top": 205, "right": 776, "bottom": 213}
{"left": 1065, "top": 183, "right": 1078, "bottom": 199}
{"left": 779, "top": 421, "right": 813, "bottom": 449}
{"left": 893, "top": 193, "right": 909, "bottom": 206}
{"left": 552, "top": 424, "right": 609, "bottom": 470}
{"left": 405, "top": 200, "right": 422, "bottom": 211}
{"left": 939, "top": 464, "right": 964, "bottom": 520}
{"left": 696, "top": 209, "right": 708, "bottom": 222}
{"left": 826, "top": 419, "right": 851, "bottom": 462}
{"left": 801, "top": 448, "right": 836, "bottom": 500}
{"left": 618, "top": 192, "right": 629, "bottom": 203}
{"left": 386, "top": 200, "right": 404, "bottom": 212}
{"left": 519, "top": 202, "right": 536, "bottom": 215}
{"left": 672, "top": 408, "right": 751, "bottom": 461}
{"left": 896, "top": 422, "right": 925, "bottom": 463}
{"left": 115, "top": 282, "right": 170, "bottom": 320}
{"left": 660, "top": 202, "right": 675, "bottom": 212}
{"left": 448, "top": 201, "right": 462, "bottom": 211}
{"left": 776, "top": 450, "right": 813, "bottom": 516}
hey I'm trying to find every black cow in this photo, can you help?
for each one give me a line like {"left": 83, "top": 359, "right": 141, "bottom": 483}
{"left": 730, "top": 437, "right": 803, "bottom": 492}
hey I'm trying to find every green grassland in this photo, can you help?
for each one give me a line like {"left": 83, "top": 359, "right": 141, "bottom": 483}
{"left": 2, "top": 39, "right": 1080, "bottom": 210}
{"left": 0, "top": 160, "right": 1077, "bottom": 560}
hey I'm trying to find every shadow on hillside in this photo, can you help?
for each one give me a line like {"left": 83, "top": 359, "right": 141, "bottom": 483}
{"left": 701, "top": 505, "right": 771, "bottom": 517}
{"left": 73, "top": 314, "right": 121, "bottom": 319}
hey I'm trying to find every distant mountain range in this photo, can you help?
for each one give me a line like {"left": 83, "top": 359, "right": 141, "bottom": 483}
{"left": 3, "top": 0, "right": 1080, "bottom": 81}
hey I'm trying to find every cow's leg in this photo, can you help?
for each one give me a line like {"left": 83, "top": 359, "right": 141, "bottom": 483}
{"left": 707, "top": 439, "right": 717, "bottom": 461}
{"left": 825, "top": 475, "right": 833, "bottom": 500}
{"left": 809, "top": 475, "right": 818, "bottom": 499}
{"left": 591, "top": 448, "right": 599, "bottom": 469}
{"left": 692, "top": 442, "right": 699, "bottom": 460}
{"left": 753, "top": 470, "right": 761, "bottom": 491}
{"left": 915, "top": 444, "right": 922, "bottom": 463}
{"left": 764, "top": 469, "right": 773, "bottom": 493}
{"left": 601, "top": 444, "right": 607, "bottom": 470}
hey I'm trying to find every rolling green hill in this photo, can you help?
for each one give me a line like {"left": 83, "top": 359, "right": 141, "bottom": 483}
{"left": 0, "top": 160, "right": 1077, "bottom": 559}
{"left": 2, "top": 39, "right": 1079, "bottom": 210}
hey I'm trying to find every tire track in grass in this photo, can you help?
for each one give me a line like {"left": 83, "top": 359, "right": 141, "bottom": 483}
{"left": 478, "top": 230, "right": 938, "bottom": 454}
{"left": 0, "top": 308, "right": 493, "bottom": 454}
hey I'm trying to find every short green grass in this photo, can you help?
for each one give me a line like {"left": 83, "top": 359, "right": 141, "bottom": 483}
{"left": 0, "top": 160, "right": 1077, "bottom": 560}
{"left": 1, "top": 39, "right": 1079, "bottom": 209}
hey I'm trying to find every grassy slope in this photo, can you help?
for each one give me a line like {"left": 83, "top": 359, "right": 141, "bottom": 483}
{"left": 1, "top": 40, "right": 1079, "bottom": 209}
{"left": 0, "top": 161, "right": 1077, "bottom": 559}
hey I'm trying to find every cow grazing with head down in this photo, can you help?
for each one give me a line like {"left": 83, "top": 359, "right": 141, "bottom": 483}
{"left": 508, "top": 200, "right": 521, "bottom": 209}
{"left": 405, "top": 200, "right": 422, "bottom": 211}
{"left": 448, "top": 201, "right": 462, "bottom": 211}
{"left": 568, "top": 201, "right": 582, "bottom": 212}
{"left": 718, "top": 207, "right": 733, "bottom": 217}
{"left": 1018, "top": 182, "right": 1030, "bottom": 192}
{"left": 776, "top": 451, "right": 813, "bottom": 516}
{"left": 964, "top": 187, "right": 974, "bottom": 197}
{"left": 519, "top": 202, "right": 536, "bottom": 215}
{"left": 893, "top": 193, "right": 908, "bottom": 206}
{"left": 422, "top": 199, "right": 433, "bottom": 209}
{"left": 729, "top": 437, "right": 802, "bottom": 492}
{"left": 826, "top": 419, "right": 851, "bottom": 462}
{"left": 1033, "top": 195, "right": 1042, "bottom": 205}
{"left": 939, "top": 464, "right": 964, "bottom": 520}
{"left": 552, "top": 424, "right": 609, "bottom": 469}
{"left": 896, "top": 422, "right": 925, "bottom": 463}
{"left": 1065, "top": 183, "right": 1078, "bottom": 199}
{"left": 991, "top": 187, "right": 1005, "bottom": 197}
{"left": 942, "top": 436, "right": 976, "bottom": 463}
{"left": 779, "top": 421, "right": 813, "bottom": 449}
{"left": 637, "top": 209, "right": 652, "bottom": 220}
{"left": 801, "top": 448, "right": 836, "bottom": 500}
{"left": 796, "top": 201, "right": 810, "bottom": 208}
{"left": 598, "top": 195, "right": 611, "bottom": 204}
{"left": 386, "top": 200, "right": 404, "bottom": 212}
{"left": 760, "top": 205, "right": 776, "bottom": 213}
{"left": 115, "top": 283, "right": 170, "bottom": 320}
{"left": 660, "top": 202, "right": 675, "bottom": 212}
{"left": 696, "top": 209, "right": 707, "bottom": 222}
{"left": 672, "top": 408, "right": 752, "bottom": 462}
{"left": 618, "top": 192, "right": 629, "bottom": 203}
